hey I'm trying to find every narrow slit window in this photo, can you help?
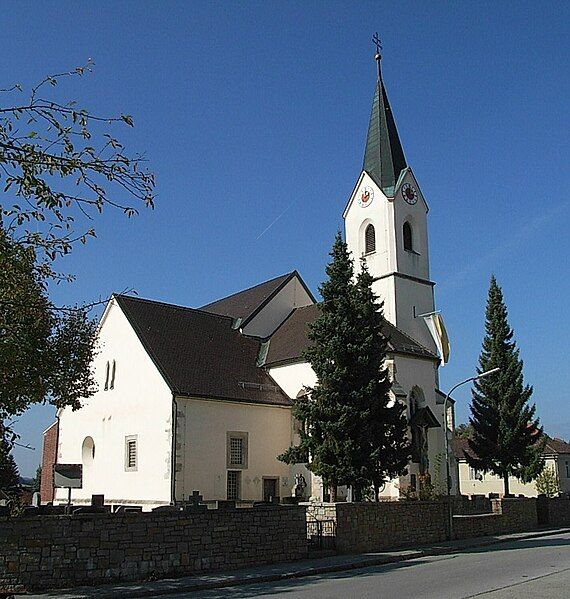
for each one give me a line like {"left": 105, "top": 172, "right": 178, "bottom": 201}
{"left": 403, "top": 221, "right": 413, "bottom": 252}
{"left": 104, "top": 361, "right": 110, "bottom": 391}
{"left": 364, "top": 224, "right": 376, "bottom": 254}
{"left": 110, "top": 360, "right": 116, "bottom": 390}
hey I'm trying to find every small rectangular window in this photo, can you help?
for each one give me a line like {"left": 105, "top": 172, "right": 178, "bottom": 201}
{"left": 226, "top": 432, "right": 248, "bottom": 469}
{"left": 125, "top": 435, "right": 137, "bottom": 471}
{"left": 104, "top": 361, "right": 110, "bottom": 391}
{"left": 469, "top": 467, "right": 483, "bottom": 481}
{"left": 566, "top": 461, "right": 569, "bottom": 478}
{"left": 227, "top": 471, "right": 241, "bottom": 500}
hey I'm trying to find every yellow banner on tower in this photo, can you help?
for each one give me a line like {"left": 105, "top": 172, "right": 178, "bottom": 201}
{"left": 423, "top": 312, "right": 451, "bottom": 366}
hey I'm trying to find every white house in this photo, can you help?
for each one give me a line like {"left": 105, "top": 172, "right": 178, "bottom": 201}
{"left": 42, "top": 50, "right": 455, "bottom": 508}
{"left": 453, "top": 437, "right": 570, "bottom": 497}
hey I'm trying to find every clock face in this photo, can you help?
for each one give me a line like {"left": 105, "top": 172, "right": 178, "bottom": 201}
{"left": 358, "top": 186, "right": 374, "bottom": 208}
{"left": 401, "top": 183, "right": 418, "bottom": 205}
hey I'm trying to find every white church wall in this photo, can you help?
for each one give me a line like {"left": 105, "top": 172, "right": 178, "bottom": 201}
{"left": 174, "top": 397, "right": 293, "bottom": 502}
{"left": 392, "top": 276, "right": 437, "bottom": 354}
{"left": 55, "top": 298, "right": 173, "bottom": 509}
{"left": 267, "top": 362, "right": 317, "bottom": 399}
{"left": 345, "top": 172, "right": 396, "bottom": 276}
{"left": 267, "top": 361, "right": 318, "bottom": 499}
{"left": 243, "top": 276, "right": 313, "bottom": 338}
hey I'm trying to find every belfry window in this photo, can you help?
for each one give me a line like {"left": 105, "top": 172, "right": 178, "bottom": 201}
{"left": 364, "top": 224, "right": 376, "bottom": 254}
{"left": 403, "top": 221, "right": 413, "bottom": 252}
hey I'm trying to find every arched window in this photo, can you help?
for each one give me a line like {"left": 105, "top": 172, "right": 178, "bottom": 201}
{"left": 104, "top": 361, "right": 110, "bottom": 391}
{"left": 364, "top": 224, "right": 376, "bottom": 254}
{"left": 82, "top": 436, "right": 95, "bottom": 464}
{"left": 403, "top": 221, "right": 413, "bottom": 252}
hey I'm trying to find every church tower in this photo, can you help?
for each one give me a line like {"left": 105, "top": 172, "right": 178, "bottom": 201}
{"left": 344, "top": 44, "right": 436, "bottom": 354}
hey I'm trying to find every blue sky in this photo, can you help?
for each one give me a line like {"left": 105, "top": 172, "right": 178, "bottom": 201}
{"left": 3, "top": 1, "right": 568, "bottom": 476}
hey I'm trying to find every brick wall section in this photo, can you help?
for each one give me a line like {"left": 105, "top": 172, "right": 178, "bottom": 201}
{"left": 40, "top": 420, "right": 58, "bottom": 503}
{"left": 0, "top": 505, "right": 307, "bottom": 591}
{"left": 536, "top": 496, "right": 570, "bottom": 526}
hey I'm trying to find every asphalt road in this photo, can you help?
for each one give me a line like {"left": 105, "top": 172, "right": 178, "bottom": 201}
{"left": 163, "top": 531, "right": 570, "bottom": 599}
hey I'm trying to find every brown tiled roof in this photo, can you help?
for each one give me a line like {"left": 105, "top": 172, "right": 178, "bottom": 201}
{"left": 452, "top": 436, "right": 570, "bottom": 460}
{"left": 265, "top": 303, "right": 438, "bottom": 366}
{"left": 452, "top": 437, "right": 476, "bottom": 460}
{"left": 201, "top": 272, "right": 297, "bottom": 325}
{"left": 545, "top": 437, "right": 570, "bottom": 455}
{"left": 115, "top": 295, "right": 291, "bottom": 407}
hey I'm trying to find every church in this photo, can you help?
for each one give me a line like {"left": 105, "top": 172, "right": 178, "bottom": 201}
{"left": 41, "top": 48, "right": 455, "bottom": 509}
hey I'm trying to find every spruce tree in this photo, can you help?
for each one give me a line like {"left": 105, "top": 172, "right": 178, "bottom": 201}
{"left": 279, "top": 233, "right": 409, "bottom": 500}
{"left": 352, "top": 260, "right": 410, "bottom": 499}
{"left": 280, "top": 233, "right": 359, "bottom": 500}
{"left": 467, "top": 276, "right": 544, "bottom": 495}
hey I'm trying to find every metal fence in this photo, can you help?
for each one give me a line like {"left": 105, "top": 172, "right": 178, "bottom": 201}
{"left": 307, "top": 518, "right": 336, "bottom": 550}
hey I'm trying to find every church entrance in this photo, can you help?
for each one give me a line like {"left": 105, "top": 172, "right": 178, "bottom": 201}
{"left": 263, "top": 477, "right": 279, "bottom": 502}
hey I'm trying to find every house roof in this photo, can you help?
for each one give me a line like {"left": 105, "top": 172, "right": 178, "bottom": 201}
{"left": 115, "top": 295, "right": 291, "bottom": 407}
{"left": 452, "top": 436, "right": 570, "bottom": 461}
{"left": 545, "top": 437, "right": 570, "bottom": 455}
{"left": 201, "top": 271, "right": 302, "bottom": 326}
{"left": 265, "top": 303, "right": 438, "bottom": 366}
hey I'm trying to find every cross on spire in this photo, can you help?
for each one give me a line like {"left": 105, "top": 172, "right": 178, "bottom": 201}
{"left": 372, "top": 32, "right": 383, "bottom": 79}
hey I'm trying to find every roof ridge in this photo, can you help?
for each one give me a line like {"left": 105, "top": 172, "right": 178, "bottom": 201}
{"left": 201, "top": 271, "right": 296, "bottom": 309}
{"left": 115, "top": 294, "right": 234, "bottom": 322}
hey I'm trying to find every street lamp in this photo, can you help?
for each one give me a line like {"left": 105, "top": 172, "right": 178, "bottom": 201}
{"left": 443, "top": 367, "right": 500, "bottom": 539}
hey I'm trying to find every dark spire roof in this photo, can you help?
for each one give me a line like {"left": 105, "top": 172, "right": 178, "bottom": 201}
{"left": 363, "top": 54, "right": 407, "bottom": 197}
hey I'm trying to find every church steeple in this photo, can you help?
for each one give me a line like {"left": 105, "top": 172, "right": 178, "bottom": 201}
{"left": 363, "top": 37, "right": 407, "bottom": 197}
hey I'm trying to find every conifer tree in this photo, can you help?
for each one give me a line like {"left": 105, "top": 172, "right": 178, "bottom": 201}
{"left": 352, "top": 260, "right": 410, "bottom": 499}
{"left": 467, "top": 276, "right": 544, "bottom": 495}
{"left": 280, "top": 233, "right": 409, "bottom": 500}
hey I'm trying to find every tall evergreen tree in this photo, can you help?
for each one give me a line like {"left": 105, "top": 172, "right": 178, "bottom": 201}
{"left": 467, "top": 276, "right": 544, "bottom": 495}
{"left": 352, "top": 260, "right": 410, "bottom": 499}
{"left": 279, "top": 233, "right": 409, "bottom": 500}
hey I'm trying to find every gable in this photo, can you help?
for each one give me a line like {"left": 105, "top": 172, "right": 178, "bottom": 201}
{"left": 202, "top": 270, "right": 315, "bottom": 338}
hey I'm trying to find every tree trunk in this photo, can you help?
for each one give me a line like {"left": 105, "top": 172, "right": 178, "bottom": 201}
{"left": 373, "top": 483, "right": 379, "bottom": 502}
{"left": 329, "top": 485, "right": 337, "bottom": 502}
{"left": 503, "top": 472, "right": 510, "bottom": 496}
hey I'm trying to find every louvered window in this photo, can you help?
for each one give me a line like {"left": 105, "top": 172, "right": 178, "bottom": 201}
{"left": 125, "top": 436, "right": 138, "bottom": 471}
{"left": 364, "top": 224, "right": 376, "bottom": 254}
{"left": 403, "top": 221, "right": 413, "bottom": 251}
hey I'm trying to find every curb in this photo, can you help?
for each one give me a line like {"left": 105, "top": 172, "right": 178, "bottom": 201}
{"left": 34, "top": 527, "right": 570, "bottom": 598}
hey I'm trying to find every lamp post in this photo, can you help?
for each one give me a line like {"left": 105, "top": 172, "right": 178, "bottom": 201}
{"left": 443, "top": 367, "right": 500, "bottom": 540}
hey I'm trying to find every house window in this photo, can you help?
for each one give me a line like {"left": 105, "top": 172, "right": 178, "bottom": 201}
{"left": 104, "top": 361, "right": 110, "bottom": 391}
{"left": 227, "top": 471, "right": 241, "bottom": 500}
{"left": 110, "top": 360, "right": 116, "bottom": 390}
{"left": 364, "top": 223, "right": 376, "bottom": 254}
{"left": 403, "top": 221, "right": 413, "bottom": 252}
{"left": 226, "top": 432, "right": 248, "bottom": 469}
{"left": 566, "top": 461, "right": 569, "bottom": 478}
{"left": 469, "top": 467, "right": 483, "bottom": 481}
{"left": 125, "top": 435, "right": 138, "bottom": 471}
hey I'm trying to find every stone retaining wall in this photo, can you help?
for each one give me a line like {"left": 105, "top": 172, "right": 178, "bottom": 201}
{"left": 537, "top": 496, "right": 570, "bottom": 527}
{"left": 306, "top": 501, "right": 449, "bottom": 553}
{"left": 0, "top": 505, "right": 307, "bottom": 591}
